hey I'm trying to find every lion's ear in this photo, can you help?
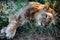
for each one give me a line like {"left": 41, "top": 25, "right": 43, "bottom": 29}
{"left": 43, "top": 2, "right": 50, "bottom": 10}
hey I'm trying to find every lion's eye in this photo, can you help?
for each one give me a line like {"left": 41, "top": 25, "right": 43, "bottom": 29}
{"left": 46, "top": 15, "right": 49, "bottom": 19}
{"left": 47, "top": 15, "right": 50, "bottom": 19}
{"left": 46, "top": 16, "right": 49, "bottom": 19}
{"left": 46, "top": 15, "right": 47, "bottom": 18}
{"left": 43, "top": 14, "right": 47, "bottom": 18}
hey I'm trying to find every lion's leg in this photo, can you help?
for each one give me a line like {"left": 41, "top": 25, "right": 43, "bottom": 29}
{"left": 0, "top": 5, "right": 30, "bottom": 39}
{"left": 0, "top": 18, "right": 20, "bottom": 39}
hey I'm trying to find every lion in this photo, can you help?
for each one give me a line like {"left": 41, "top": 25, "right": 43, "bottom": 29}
{"left": 0, "top": 2, "right": 56, "bottom": 39}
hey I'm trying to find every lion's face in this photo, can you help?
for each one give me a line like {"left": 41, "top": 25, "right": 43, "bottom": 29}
{"left": 34, "top": 10, "right": 54, "bottom": 26}
{"left": 28, "top": 2, "right": 55, "bottom": 26}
